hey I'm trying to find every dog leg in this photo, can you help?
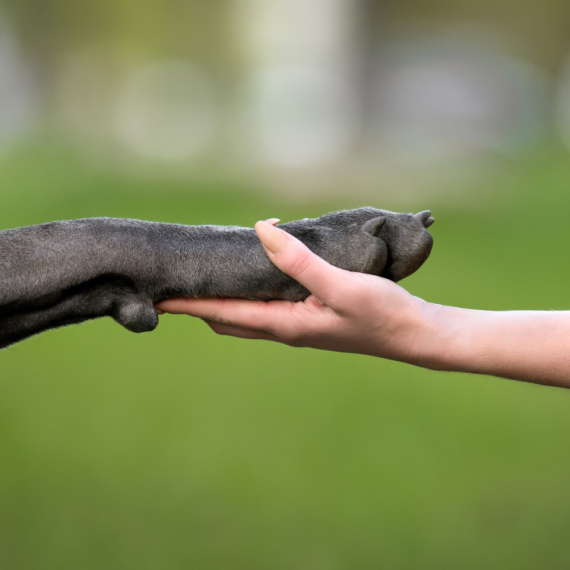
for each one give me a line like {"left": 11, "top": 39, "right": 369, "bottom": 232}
{"left": 0, "top": 208, "right": 433, "bottom": 348}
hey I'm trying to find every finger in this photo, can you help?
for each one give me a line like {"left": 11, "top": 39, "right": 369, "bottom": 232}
{"left": 265, "top": 218, "right": 280, "bottom": 226}
{"left": 255, "top": 220, "right": 347, "bottom": 304}
{"left": 155, "top": 299, "right": 200, "bottom": 314}
{"left": 203, "top": 320, "right": 280, "bottom": 342}
{"left": 156, "top": 297, "right": 294, "bottom": 332}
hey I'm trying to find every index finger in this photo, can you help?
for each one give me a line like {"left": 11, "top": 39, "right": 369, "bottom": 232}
{"left": 155, "top": 297, "right": 294, "bottom": 332}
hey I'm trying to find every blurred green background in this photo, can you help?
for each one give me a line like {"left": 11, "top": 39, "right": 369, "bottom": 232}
{"left": 2, "top": 1, "right": 570, "bottom": 569}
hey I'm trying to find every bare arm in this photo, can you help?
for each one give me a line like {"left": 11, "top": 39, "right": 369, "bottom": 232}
{"left": 157, "top": 221, "right": 570, "bottom": 388}
{"left": 417, "top": 305, "right": 570, "bottom": 386}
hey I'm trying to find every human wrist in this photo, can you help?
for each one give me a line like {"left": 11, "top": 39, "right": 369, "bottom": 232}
{"left": 407, "top": 301, "right": 471, "bottom": 372}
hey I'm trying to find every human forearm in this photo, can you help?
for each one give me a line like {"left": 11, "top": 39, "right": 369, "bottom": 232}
{"left": 414, "top": 304, "right": 570, "bottom": 386}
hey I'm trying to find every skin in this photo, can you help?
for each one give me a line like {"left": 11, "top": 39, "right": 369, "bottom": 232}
{"left": 157, "top": 220, "right": 570, "bottom": 388}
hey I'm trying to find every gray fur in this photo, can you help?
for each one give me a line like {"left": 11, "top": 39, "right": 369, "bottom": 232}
{"left": 0, "top": 207, "right": 434, "bottom": 348}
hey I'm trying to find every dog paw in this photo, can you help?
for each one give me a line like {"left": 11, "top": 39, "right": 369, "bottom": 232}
{"left": 286, "top": 207, "right": 434, "bottom": 282}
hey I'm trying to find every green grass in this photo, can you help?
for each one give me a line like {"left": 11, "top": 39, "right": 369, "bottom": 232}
{"left": 2, "top": 143, "right": 570, "bottom": 569}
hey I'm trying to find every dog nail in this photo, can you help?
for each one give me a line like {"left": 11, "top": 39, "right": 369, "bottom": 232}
{"left": 255, "top": 221, "right": 288, "bottom": 254}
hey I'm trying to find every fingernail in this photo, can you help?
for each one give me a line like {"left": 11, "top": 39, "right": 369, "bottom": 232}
{"left": 265, "top": 218, "right": 281, "bottom": 226}
{"left": 255, "top": 220, "right": 288, "bottom": 254}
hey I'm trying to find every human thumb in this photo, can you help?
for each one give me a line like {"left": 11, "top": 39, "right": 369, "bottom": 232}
{"left": 255, "top": 220, "right": 343, "bottom": 301}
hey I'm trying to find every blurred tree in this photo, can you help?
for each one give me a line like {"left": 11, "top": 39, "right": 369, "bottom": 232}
{"left": 2, "top": 0, "right": 235, "bottom": 93}
{"left": 386, "top": 0, "right": 570, "bottom": 69}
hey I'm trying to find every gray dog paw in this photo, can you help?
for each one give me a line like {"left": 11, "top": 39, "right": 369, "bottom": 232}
{"left": 286, "top": 207, "right": 434, "bottom": 282}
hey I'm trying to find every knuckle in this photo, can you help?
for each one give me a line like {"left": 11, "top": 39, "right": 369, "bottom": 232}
{"left": 268, "top": 322, "right": 299, "bottom": 344}
{"left": 208, "top": 300, "right": 233, "bottom": 326}
{"left": 276, "top": 317, "right": 310, "bottom": 346}
{"left": 208, "top": 322, "right": 228, "bottom": 336}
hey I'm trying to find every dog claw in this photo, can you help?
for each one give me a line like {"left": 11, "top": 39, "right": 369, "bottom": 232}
{"left": 361, "top": 216, "right": 386, "bottom": 236}
{"left": 415, "top": 210, "right": 434, "bottom": 228}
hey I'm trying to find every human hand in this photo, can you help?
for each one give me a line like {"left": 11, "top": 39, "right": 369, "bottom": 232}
{"left": 156, "top": 219, "right": 434, "bottom": 363}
